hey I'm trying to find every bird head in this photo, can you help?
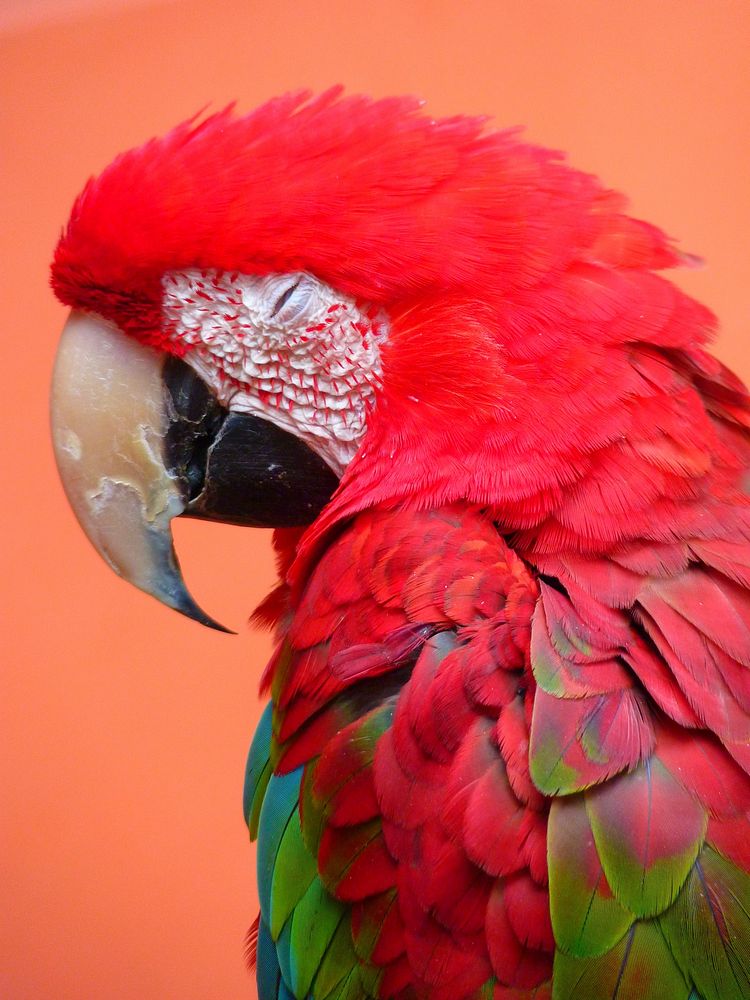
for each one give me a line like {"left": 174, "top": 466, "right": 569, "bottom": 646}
{"left": 50, "top": 89, "right": 688, "bottom": 627}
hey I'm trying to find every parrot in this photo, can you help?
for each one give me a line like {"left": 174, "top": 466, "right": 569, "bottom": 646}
{"left": 49, "top": 89, "right": 750, "bottom": 1000}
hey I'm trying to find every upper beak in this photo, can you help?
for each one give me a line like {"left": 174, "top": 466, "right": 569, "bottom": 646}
{"left": 50, "top": 311, "right": 231, "bottom": 630}
{"left": 50, "top": 311, "right": 338, "bottom": 630}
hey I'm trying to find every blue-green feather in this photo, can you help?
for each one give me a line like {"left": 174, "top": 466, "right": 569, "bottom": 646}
{"left": 256, "top": 917, "right": 283, "bottom": 999}
{"left": 275, "top": 915, "right": 295, "bottom": 994}
{"left": 244, "top": 701, "right": 275, "bottom": 837}
{"left": 257, "top": 767, "right": 305, "bottom": 922}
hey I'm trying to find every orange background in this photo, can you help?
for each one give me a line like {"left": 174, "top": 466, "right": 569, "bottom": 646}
{"left": 2, "top": 2, "right": 749, "bottom": 997}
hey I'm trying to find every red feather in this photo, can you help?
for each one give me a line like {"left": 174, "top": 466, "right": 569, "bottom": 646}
{"left": 485, "top": 883, "right": 552, "bottom": 989}
{"left": 657, "top": 721, "right": 750, "bottom": 817}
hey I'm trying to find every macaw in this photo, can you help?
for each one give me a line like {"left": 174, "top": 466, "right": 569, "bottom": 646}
{"left": 49, "top": 90, "right": 750, "bottom": 999}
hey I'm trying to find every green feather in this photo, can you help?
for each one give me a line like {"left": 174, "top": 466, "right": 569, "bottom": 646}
{"left": 312, "top": 915, "right": 359, "bottom": 999}
{"left": 586, "top": 758, "right": 707, "bottom": 917}
{"left": 353, "top": 958, "right": 381, "bottom": 998}
{"left": 288, "top": 877, "right": 345, "bottom": 998}
{"left": 244, "top": 700, "right": 274, "bottom": 839}
{"left": 660, "top": 845, "right": 750, "bottom": 1000}
{"left": 553, "top": 921, "right": 691, "bottom": 1000}
{"left": 269, "top": 640, "right": 294, "bottom": 705}
{"left": 548, "top": 796, "right": 634, "bottom": 957}
{"left": 532, "top": 610, "right": 586, "bottom": 697}
{"left": 270, "top": 805, "right": 317, "bottom": 938}
{"left": 321, "top": 967, "right": 371, "bottom": 1000}
{"left": 301, "top": 761, "right": 324, "bottom": 857}
{"left": 530, "top": 723, "right": 581, "bottom": 793}
{"left": 350, "top": 889, "right": 397, "bottom": 963}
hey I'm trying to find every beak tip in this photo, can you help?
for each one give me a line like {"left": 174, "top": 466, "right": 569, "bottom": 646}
{"left": 189, "top": 610, "right": 237, "bottom": 635}
{"left": 155, "top": 575, "right": 236, "bottom": 634}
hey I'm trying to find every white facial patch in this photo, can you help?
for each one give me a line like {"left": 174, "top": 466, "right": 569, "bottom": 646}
{"left": 162, "top": 270, "right": 388, "bottom": 474}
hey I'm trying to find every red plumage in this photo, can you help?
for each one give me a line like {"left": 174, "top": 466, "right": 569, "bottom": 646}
{"left": 51, "top": 92, "right": 750, "bottom": 997}
{"left": 278, "top": 507, "right": 553, "bottom": 996}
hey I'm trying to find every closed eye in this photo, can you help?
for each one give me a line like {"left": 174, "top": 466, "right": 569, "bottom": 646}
{"left": 271, "top": 279, "right": 301, "bottom": 317}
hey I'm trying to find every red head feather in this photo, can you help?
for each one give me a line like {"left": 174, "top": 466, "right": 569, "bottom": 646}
{"left": 52, "top": 88, "right": 680, "bottom": 346}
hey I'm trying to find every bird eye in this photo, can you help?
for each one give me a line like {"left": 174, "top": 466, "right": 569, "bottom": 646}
{"left": 271, "top": 280, "right": 300, "bottom": 316}
{"left": 270, "top": 276, "right": 314, "bottom": 324}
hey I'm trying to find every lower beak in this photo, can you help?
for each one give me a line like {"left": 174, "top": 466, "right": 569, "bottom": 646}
{"left": 50, "top": 311, "right": 337, "bottom": 630}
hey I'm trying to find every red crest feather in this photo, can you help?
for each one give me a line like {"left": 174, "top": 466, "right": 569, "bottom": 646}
{"left": 52, "top": 87, "right": 679, "bottom": 346}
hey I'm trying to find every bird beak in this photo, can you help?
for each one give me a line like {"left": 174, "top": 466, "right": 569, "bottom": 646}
{"left": 50, "top": 310, "right": 230, "bottom": 630}
{"left": 50, "top": 311, "right": 338, "bottom": 630}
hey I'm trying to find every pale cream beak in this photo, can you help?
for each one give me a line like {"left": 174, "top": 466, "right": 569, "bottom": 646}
{"left": 50, "top": 310, "right": 229, "bottom": 630}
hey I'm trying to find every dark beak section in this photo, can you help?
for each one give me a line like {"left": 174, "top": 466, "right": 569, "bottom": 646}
{"left": 51, "top": 311, "right": 338, "bottom": 631}
{"left": 162, "top": 356, "right": 339, "bottom": 529}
